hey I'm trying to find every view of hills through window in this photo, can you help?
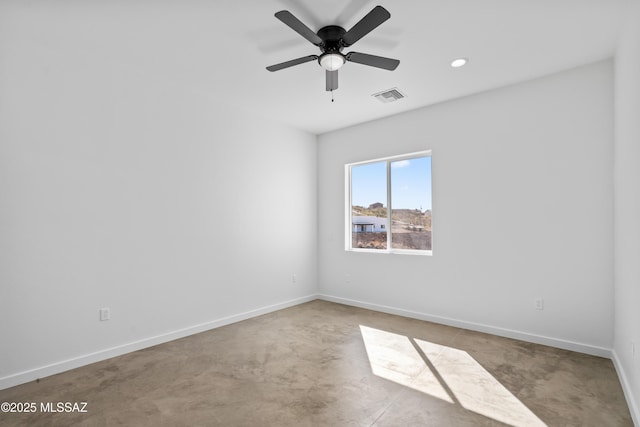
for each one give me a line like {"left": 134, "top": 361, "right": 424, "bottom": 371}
{"left": 350, "top": 155, "right": 432, "bottom": 251}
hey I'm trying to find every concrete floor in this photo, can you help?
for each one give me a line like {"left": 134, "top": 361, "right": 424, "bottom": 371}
{"left": 0, "top": 300, "right": 632, "bottom": 426}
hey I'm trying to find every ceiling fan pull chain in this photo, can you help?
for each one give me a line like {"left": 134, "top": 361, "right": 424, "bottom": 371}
{"left": 331, "top": 90, "right": 334, "bottom": 102}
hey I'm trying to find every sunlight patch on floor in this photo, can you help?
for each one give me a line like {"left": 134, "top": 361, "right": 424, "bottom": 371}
{"left": 360, "top": 325, "right": 547, "bottom": 427}
{"left": 414, "top": 338, "right": 546, "bottom": 426}
{"left": 359, "top": 325, "right": 453, "bottom": 403}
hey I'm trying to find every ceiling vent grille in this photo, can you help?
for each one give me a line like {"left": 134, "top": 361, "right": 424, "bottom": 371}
{"left": 372, "top": 87, "right": 406, "bottom": 103}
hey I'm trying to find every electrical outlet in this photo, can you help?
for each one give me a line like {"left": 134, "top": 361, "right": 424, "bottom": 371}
{"left": 345, "top": 274, "right": 351, "bottom": 284}
{"left": 534, "top": 298, "right": 544, "bottom": 311}
{"left": 292, "top": 274, "right": 297, "bottom": 283}
{"left": 632, "top": 342, "right": 636, "bottom": 359}
{"left": 100, "top": 308, "right": 110, "bottom": 321}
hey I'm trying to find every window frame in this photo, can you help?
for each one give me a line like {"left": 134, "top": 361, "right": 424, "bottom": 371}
{"left": 345, "top": 150, "right": 432, "bottom": 256}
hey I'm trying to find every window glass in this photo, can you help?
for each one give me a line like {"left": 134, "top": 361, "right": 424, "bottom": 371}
{"left": 351, "top": 161, "right": 387, "bottom": 250}
{"left": 390, "top": 156, "right": 432, "bottom": 250}
{"left": 348, "top": 152, "right": 432, "bottom": 254}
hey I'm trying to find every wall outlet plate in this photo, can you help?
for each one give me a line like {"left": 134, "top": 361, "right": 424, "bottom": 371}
{"left": 100, "top": 308, "right": 110, "bottom": 321}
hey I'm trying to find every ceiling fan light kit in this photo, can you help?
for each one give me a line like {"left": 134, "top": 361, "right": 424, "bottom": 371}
{"left": 266, "top": 5, "right": 400, "bottom": 93}
{"left": 320, "top": 53, "right": 345, "bottom": 71}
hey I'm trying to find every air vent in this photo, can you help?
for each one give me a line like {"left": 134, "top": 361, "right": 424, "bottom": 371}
{"left": 372, "top": 87, "right": 406, "bottom": 103}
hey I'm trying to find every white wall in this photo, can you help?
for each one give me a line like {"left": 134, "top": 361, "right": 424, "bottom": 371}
{"left": 614, "top": 0, "right": 640, "bottom": 422}
{"left": 319, "top": 61, "right": 614, "bottom": 355}
{"left": 0, "top": 1, "right": 631, "bottom": 407}
{"left": 0, "top": 8, "right": 317, "bottom": 388}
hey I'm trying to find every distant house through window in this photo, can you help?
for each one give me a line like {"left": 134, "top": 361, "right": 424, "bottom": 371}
{"left": 347, "top": 151, "right": 432, "bottom": 254}
{"left": 352, "top": 216, "right": 387, "bottom": 233}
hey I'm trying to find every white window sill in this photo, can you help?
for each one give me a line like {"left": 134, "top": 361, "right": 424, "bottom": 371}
{"left": 347, "top": 248, "right": 433, "bottom": 256}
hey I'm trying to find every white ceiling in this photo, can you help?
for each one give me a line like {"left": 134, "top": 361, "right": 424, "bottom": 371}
{"left": 2, "top": 0, "right": 630, "bottom": 134}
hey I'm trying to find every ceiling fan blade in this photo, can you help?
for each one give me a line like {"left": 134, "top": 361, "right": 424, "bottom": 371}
{"left": 341, "top": 6, "right": 390, "bottom": 47}
{"left": 346, "top": 52, "right": 399, "bottom": 70}
{"left": 326, "top": 70, "right": 338, "bottom": 91}
{"left": 275, "top": 11, "right": 323, "bottom": 46}
{"left": 266, "top": 55, "right": 318, "bottom": 72}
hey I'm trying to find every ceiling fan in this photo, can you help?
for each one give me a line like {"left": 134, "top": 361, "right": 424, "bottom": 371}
{"left": 266, "top": 5, "right": 400, "bottom": 93}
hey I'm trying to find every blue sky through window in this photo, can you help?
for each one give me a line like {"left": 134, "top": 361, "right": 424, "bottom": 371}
{"left": 352, "top": 161, "right": 386, "bottom": 208}
{"left": 351, "top": 156, "right": 431, "bottom": 211}
{"left": 392, "top": 157, "right": 432, "bottom": 210}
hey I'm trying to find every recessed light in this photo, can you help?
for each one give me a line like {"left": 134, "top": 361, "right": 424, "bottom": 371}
{"left": 451, "top": 58, "right": 468, "bottom": 68}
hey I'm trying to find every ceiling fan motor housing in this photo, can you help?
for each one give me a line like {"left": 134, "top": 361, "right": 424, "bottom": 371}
{"left": 317, "top": 25, "right": 346, "bottom": 58}
{"left": 316, "top": 25, "right": 347, "bottom": 68}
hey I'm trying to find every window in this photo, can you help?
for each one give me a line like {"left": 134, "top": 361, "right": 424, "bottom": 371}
{"left": 347, "top": 151, "right": 432, "bottom": 254}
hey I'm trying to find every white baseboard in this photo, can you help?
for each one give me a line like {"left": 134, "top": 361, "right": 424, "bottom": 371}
{"left": 2, "top": 293, "right": 624, "bottom": 400}
{"left": 0, "top": 294, "right": 318, "bottom": 391}
{"left": 612, "top": 350, "right": 640, "bottom": 426}
{"left": 318, "top": 294, "right": 613, "bottom": 358}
